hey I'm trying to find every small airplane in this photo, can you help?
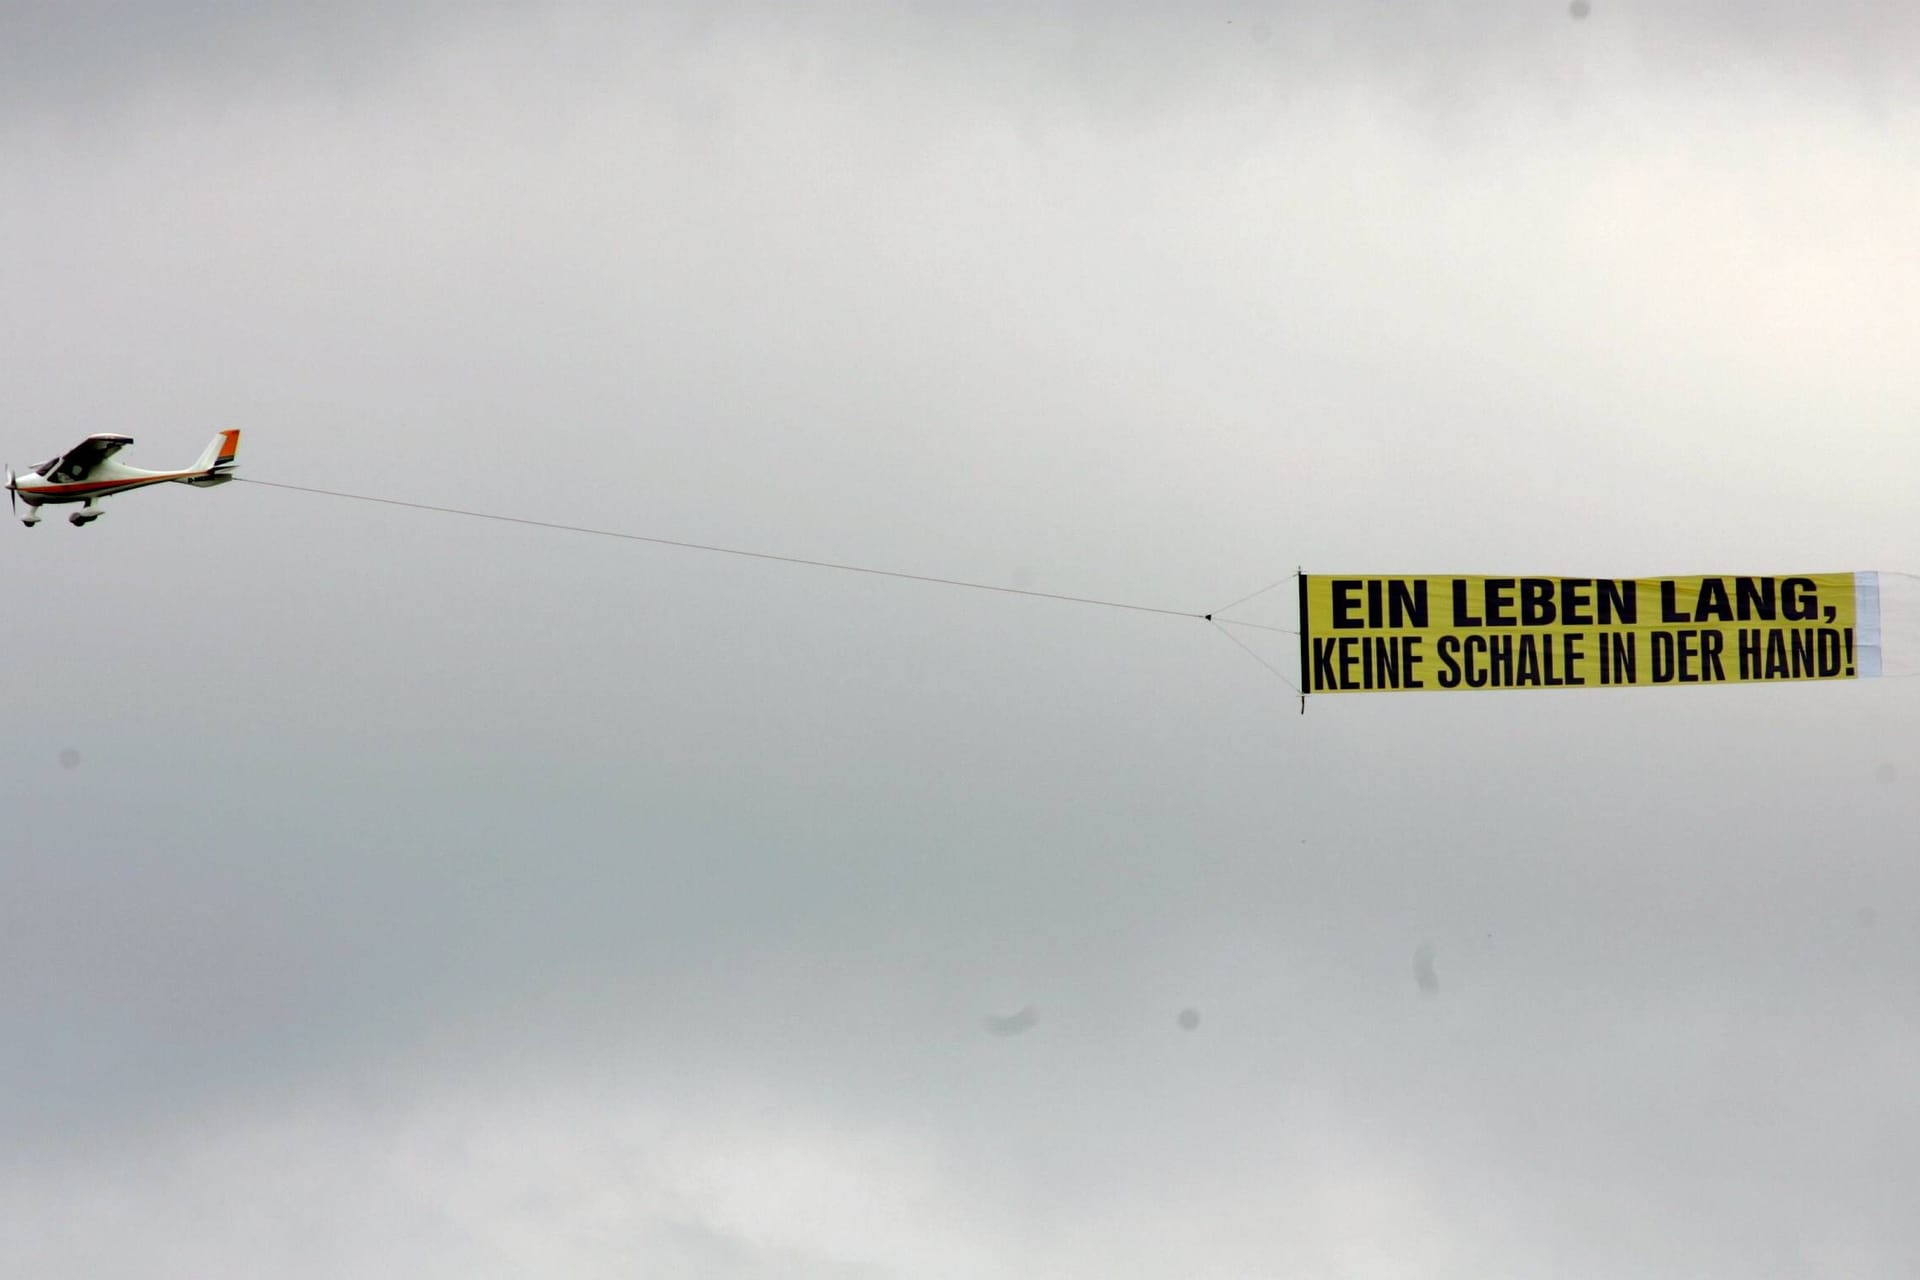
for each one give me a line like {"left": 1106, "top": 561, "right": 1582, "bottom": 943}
{"left": 8, "top": 430, "right": 241, "bottom": 526}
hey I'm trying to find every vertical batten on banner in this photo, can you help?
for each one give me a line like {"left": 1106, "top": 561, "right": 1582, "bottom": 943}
{"left": 1297, "top": 572, "right": 1312, "bottom": 703}
{"left": 1856, "top": 570, "right": 1882, "bottom": 678}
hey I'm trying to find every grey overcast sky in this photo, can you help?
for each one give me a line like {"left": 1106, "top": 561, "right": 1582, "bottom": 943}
{"left": 3, "top": 2, "right": 1918, "bottom": 1276}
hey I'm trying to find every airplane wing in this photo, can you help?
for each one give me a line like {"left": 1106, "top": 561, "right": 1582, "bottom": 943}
{"left": 50, "top": 434, "right": 135, "bottom": 481}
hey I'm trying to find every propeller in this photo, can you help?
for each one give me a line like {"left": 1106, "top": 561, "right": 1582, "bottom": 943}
{"left": 5, "top": 466, "right": 13, "bottom": 517}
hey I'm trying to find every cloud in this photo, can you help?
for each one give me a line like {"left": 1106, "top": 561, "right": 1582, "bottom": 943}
{"left": 4, "top": 2, "right": 1920, "bottom": 1275}
{"left": 0, "top": 1079, "right": 983, "bottom": 1279}
{"left": 5, "top": 0, "right": 1915, "bottom": 127}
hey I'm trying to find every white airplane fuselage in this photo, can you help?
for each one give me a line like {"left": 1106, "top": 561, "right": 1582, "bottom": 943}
{"left": 14, "top": 460, "right": 231, "bottom": 505}
{"left": 10, "top": 431, "right": 239, "bottom": 526}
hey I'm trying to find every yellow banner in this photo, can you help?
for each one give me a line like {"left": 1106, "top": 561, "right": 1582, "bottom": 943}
{"left": 1299, "top": 574, "right": 1880, "bottom": 693}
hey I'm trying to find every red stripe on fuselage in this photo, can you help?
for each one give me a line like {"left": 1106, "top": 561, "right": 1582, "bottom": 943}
{"left": 17, "top": 474, "right": 191, "bottom": 501}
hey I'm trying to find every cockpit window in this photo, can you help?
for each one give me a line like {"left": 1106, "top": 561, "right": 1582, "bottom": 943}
{"left": 34, "top": 456, "right": 62, "bottom": 477}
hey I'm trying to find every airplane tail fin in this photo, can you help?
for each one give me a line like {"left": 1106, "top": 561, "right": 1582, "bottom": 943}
{"left": 184, "top": 430, "right": 240, "bottom": 486}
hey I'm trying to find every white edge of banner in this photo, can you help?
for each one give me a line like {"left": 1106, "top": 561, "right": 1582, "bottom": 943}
{"left": 1856, "top": 570, "right": 1882, "bottom": 678}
